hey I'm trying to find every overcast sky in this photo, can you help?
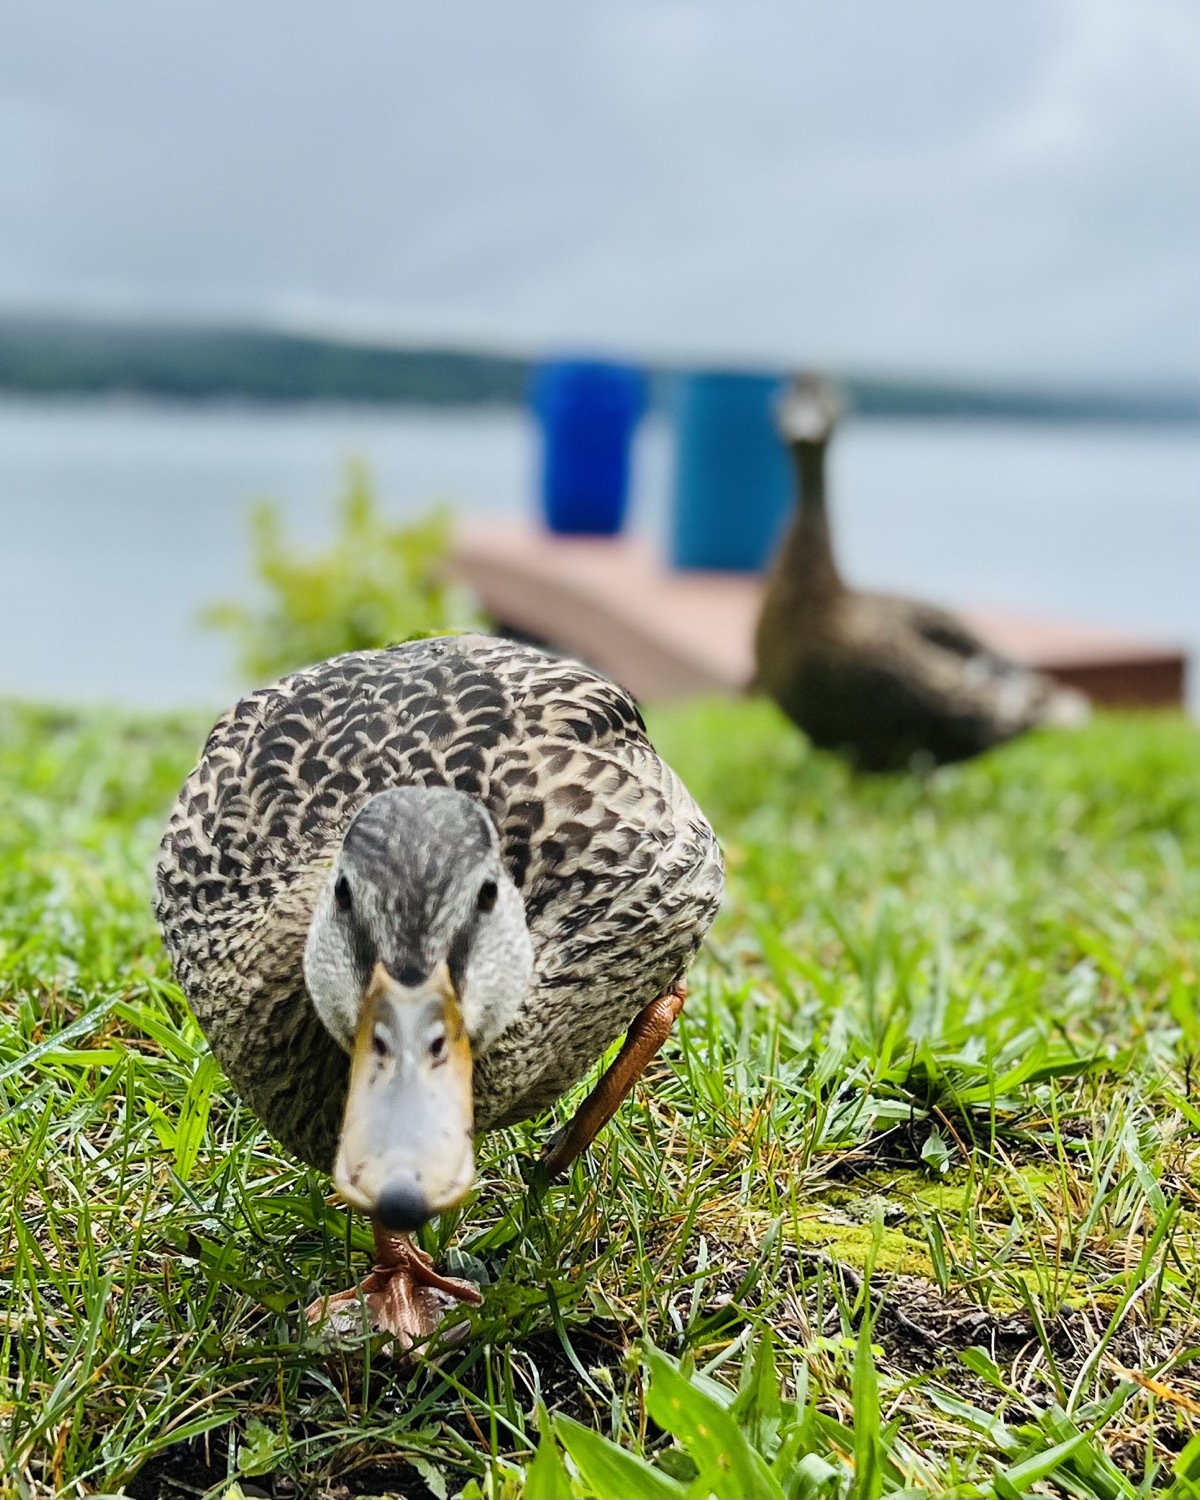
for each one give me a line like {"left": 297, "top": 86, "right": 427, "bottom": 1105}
{"left": 1, "top": 1, "right": 1197, "bottom": 383}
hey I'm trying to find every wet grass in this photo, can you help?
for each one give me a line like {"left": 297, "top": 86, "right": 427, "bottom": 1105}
{"left": 1, "top": 697, "right": 1199, "bottom": 1497}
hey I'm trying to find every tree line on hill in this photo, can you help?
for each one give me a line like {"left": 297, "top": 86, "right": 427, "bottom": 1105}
{"left": 1, "top": 314, "right": 1196, "bottom": 426}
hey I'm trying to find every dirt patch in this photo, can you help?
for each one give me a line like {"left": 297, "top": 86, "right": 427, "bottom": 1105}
{"left": 124, "top": 1431, "right": 438, "bottom": 1500}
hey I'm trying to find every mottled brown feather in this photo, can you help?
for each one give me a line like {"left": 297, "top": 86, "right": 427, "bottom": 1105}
{"left": 154, "top": 634, "right": 723, "bottom": 1170}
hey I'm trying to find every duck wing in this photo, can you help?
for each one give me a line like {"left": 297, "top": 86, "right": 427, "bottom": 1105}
{"left": 899, "top": 600, "right": 991, "bottom": 659}
{"left": 825, "top": 594, "right": 1085, "bottom": 767}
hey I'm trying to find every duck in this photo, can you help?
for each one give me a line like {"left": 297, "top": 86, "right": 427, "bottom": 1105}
{"left": 754, "top": 373, "right": 1088, "bottom": 771}
{"left": 154, "top": 633, "right": 723, "bottom": 1352}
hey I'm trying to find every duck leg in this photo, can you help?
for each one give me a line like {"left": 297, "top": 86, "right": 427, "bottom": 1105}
{"left": 539, "top": 980, "right": 686, "bottom": 1179}
{"left": 306, "top": 1219, "right": 483, "bottom": 1352}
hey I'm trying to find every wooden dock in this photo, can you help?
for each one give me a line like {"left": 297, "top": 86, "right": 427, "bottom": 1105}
{"left": 451, "top": 520, "right": 1188, "bottom": 707}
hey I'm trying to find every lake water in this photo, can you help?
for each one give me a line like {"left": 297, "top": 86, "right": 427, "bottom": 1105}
{"left": 0, "top": 395, "right": 1196, "bottom": 710}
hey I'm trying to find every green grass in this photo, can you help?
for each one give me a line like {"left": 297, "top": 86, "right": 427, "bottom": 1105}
{"left": 2, "top": 697, "right": 1199, "bottom": 1498}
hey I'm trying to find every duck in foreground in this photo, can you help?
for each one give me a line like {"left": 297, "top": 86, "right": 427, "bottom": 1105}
{"left": 755, "top": 374, "right": 1089, "bottom": 772}
{"left": 155, "top": 634, "right": 723, "bottom": 1351}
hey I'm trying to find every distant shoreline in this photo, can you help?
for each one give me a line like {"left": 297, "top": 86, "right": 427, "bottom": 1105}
{"left": 1, "top": 314, "right": 1196, "bottom": 427}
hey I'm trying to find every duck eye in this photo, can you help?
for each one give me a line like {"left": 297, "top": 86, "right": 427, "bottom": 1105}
{"left": 334, "top": 875, "right": 352, "bottom": 912}
{"left": 477, "top": 879, "right": 498, "bottom": 914}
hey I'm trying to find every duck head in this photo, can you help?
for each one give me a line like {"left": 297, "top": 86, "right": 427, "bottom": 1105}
{"left": 776, "top": 372, "right": 841, "bottom": 446}
{"left": 303, "top": 787, "right": 533, "bottom": 1230}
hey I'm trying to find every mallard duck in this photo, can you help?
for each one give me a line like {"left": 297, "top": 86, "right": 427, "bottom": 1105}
{"left": 754, "top": 374, "right": 1088, "bottom": 771}
{"left": 154, "top": 634, "right": 723, "bottom": 1350}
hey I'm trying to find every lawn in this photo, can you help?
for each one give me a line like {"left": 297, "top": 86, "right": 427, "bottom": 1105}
{"left": 1, "top": 697, "right": 1199, "bottom": 1499}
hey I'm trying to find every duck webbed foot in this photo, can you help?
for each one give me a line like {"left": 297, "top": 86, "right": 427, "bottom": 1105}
{"left": 306, "top": 1221, "right": 483, "bottom": 1355}
{"left": 539, "top": 980, "right": 686, "bottom": 1180}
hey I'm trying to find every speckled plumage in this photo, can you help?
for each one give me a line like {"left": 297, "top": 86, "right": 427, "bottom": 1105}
{"left": 154, "top": 634, "right": 723, "bottom": 1171}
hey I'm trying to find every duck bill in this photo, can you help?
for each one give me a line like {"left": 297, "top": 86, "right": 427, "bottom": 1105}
{"left": 333, "top": 961, "right": 475, "bottom": 1230}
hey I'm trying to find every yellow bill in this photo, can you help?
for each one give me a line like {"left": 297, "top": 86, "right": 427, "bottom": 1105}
{"left": 333, "top": 960, "right": 475, "bottom": 1230}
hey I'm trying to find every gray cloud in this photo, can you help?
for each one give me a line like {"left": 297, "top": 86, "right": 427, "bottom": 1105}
{"left": 0, "top": 0, "right": 1196, "bottom": 380}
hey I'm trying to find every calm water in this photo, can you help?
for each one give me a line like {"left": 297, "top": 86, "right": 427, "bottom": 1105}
{"left": 0, "top": 395, "right": 1196, "bottom": 709}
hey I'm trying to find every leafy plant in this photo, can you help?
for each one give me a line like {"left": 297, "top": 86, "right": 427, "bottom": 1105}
{"left": 488, "top": 1326, "right": 906, "bottom": 1499}
{"left": 503, "top": 1331, "right": 1200, "bottom": 1499}
{"left": 204, "top": 461, "right": 475, "bottom": 683}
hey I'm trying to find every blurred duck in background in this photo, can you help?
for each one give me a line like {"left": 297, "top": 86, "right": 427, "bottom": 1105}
{"left": 755, "top": 374, "right": 1088, "bottom": 772}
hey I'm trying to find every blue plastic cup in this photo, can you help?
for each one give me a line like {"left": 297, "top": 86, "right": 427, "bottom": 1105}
{"left": 669, "top": 370, "right": 790, "bottom": 570}
{"left": 531, "top": 359, "right": 648, "bottom": 535}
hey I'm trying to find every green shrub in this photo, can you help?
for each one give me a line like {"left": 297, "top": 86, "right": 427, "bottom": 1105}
{"left": 204, "top": 461, "right": 476, "bottom": 683}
